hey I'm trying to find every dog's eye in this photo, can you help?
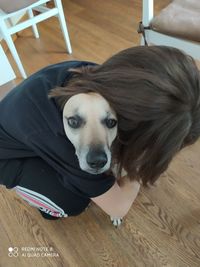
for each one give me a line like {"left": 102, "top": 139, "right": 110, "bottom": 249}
{"left": 67, "top": 117, "right": 82, "bottom": 129}
{"left": 105, "top": 118, "right": 117, "bottom": 129}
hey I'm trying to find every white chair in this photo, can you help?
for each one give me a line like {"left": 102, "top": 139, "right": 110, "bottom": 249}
{"left": 139, "top": 0, "right": 200, "bottom": 60}
{"left": 0, "top": 0, "right": 72, "bottom": 79}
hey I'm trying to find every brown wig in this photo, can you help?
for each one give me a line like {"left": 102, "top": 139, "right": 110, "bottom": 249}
{"left": 48, "top": 46, "right": 200, "bottom": 185}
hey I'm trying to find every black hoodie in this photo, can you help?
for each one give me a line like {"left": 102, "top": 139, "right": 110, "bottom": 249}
{"left": 0, "top": 61, "right": 115, "bottom": 199}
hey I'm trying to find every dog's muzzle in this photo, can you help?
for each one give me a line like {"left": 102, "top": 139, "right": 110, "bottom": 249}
{"left": 86, "top": 149, "right": 107, "bottom": 169}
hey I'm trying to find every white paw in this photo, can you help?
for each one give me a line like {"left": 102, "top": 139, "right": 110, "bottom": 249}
{"left": 110, "top": 217, "right": 123, "bottom": 227}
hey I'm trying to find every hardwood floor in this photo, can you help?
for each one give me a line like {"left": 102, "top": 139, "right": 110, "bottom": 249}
{"left": 1, "top": 0, "right": 200, "bottom": 266}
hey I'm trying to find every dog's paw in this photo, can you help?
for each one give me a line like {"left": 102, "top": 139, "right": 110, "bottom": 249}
{"left": 110, "top": 217, "right": 123, "bottom": 227}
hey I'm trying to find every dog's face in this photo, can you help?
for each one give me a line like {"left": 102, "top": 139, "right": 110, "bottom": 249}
{"left": 63, "top": 93, "right": 117, "bottom": 174}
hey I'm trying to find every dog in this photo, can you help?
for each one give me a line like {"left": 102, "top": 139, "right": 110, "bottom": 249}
{"left": 62, "top": 92, "right": 124, "bottom": 227}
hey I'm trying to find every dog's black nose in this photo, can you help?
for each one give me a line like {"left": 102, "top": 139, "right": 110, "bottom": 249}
{"left": 86, "top": 150, "right": 107, "bottom": 169}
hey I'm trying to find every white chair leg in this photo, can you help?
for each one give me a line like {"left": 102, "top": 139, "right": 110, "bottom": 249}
{"left": 143, "top": 0, "right": 154, "bottom": 26}
{"left": 140, "top": 37, "right": 145, "bottom": 46}
{"left": 27, "top": 9, "right": 39, "bottom": 38}
{"left": 4, "top": 34, "right": 27, "bottom": 79}
{"left": 0, "top": 19, "right": 27, "bottom": 79}
{"left": 0, "top": 19, "right": 27, "bottom": 78}
{"left": 54, "top": 0, "right": 72, "bottom": 54}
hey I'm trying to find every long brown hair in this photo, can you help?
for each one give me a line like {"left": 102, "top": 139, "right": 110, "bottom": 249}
{"left": 48, "top": 46, "right": 200, "bottom": 185}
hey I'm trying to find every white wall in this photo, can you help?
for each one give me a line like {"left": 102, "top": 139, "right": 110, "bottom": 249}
{"left": 0, "top": 45, "right": 16, "bottom": 85}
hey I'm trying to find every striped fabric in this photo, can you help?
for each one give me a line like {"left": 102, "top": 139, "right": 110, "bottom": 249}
{"left": 14, "top": 186, "right": 68, "bottom": 218}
